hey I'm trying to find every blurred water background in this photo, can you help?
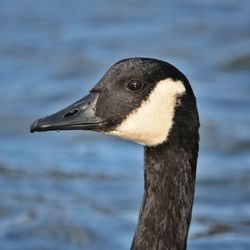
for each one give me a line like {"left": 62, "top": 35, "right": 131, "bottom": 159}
{"left": 0, "top": 0, "right": 250, "bottom": 249}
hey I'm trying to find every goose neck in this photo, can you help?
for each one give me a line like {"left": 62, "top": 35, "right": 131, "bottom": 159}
{"left": 131, "top": 141, "right": 197, "bottom": 250}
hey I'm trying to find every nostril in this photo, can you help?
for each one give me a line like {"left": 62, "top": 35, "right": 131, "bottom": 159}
{"left": 63, "top": 109, "right": 79, "bottom": 118}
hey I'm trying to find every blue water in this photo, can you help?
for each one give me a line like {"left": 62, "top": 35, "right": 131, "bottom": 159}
{"left": 1, "top": 0, "right": 250, "bottom": 249}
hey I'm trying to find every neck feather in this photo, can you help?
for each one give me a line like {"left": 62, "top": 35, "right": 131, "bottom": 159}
{"left": 131, "top": 117, "right": 199, "bottom": 250}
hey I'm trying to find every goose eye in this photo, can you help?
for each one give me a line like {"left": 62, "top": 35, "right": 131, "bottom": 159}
{"left": 126, "top": 80, "right": 144, "bottom": 92}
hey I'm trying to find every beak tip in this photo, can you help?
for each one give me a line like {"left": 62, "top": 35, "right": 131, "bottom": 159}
{"left": 30, "top": 119, "right": 41, "bottom": 133}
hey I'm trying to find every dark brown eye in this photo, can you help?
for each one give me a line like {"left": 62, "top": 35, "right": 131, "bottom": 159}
{"left": 126, "top": 79, "right": 144, "bottom": 92}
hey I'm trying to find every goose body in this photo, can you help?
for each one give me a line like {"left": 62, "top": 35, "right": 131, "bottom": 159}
{"left": 31, "top": 58, "right": 199, "bottom": 250}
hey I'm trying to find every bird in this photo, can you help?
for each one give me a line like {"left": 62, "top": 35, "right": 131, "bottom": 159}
{"left": 30, "top": 57, "right": 199, "bottom": 250}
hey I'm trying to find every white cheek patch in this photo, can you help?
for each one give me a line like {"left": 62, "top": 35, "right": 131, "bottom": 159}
{"left": 106, "top": 78, "right": 186, "bottom": 146}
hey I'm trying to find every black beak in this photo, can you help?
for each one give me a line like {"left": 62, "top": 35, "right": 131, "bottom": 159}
{"left": 30, "top": 92, "right": 106, "bottom": 133}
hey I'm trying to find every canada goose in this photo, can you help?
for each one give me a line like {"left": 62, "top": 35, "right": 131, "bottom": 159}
{"left": 30, "top": 57, "right": 199, "bottom": 250}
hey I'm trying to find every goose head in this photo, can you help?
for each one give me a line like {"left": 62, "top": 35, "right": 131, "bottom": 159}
{"left": 31, "top": 57, "right": 195, "bottom": 147}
